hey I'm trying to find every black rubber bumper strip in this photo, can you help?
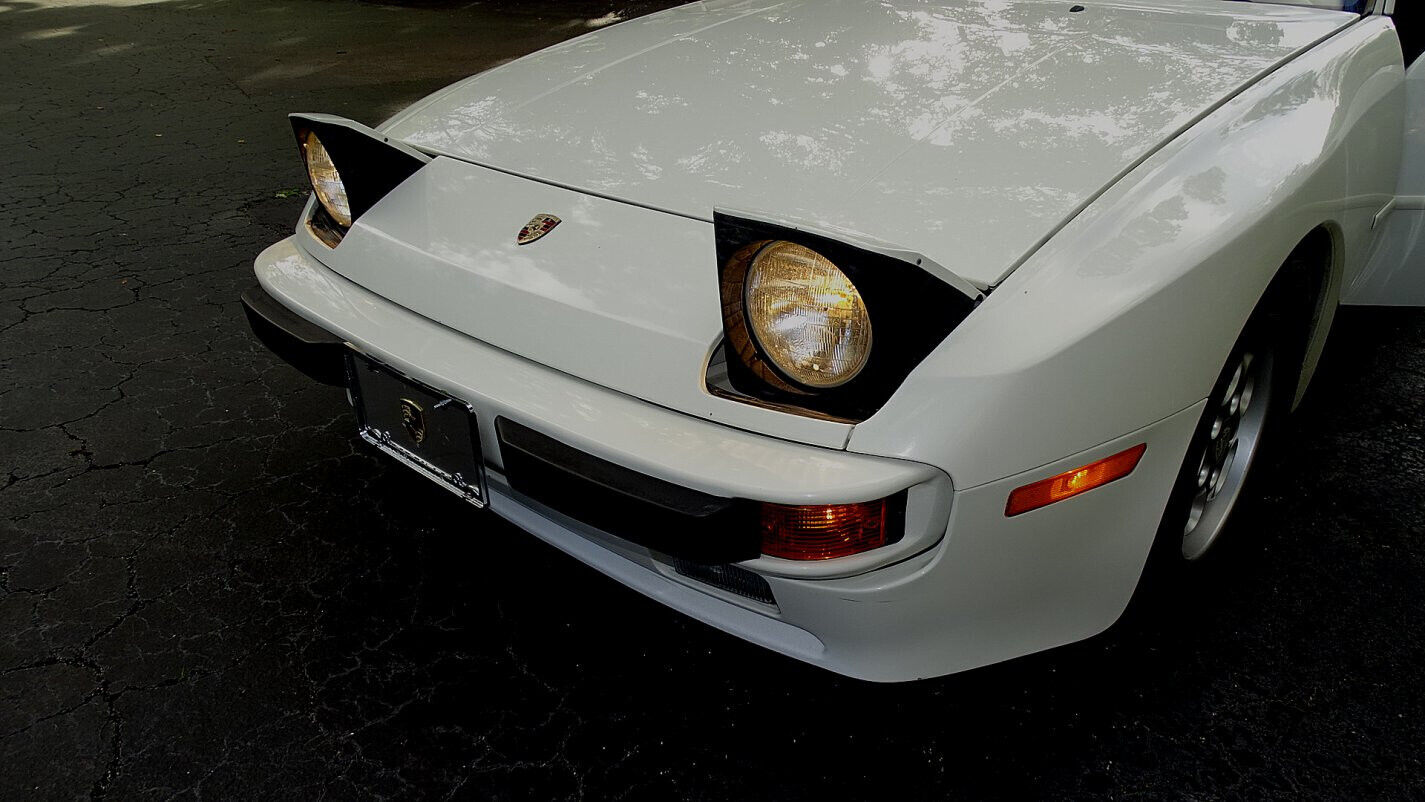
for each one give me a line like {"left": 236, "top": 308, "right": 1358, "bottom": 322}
{"left": 496, "top": 417, "right": 763, "bottom": 564}
{"left": 240, "top": 285, "right": 347, "bottom": 386}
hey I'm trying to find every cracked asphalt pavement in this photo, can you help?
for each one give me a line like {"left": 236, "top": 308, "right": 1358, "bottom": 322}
{"left": 3, "top": 0, "right": 1425, "bottom": 798}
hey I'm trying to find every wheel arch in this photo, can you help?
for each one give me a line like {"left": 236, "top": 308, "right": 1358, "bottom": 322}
{"left": 1272, "top": 223, "right": 1344, "bottom": 410}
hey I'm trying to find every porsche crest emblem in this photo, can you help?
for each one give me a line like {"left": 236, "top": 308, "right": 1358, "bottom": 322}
{"left": 517, "top": 214, "right": 561, "bottom": 245}
{"left": 398, "top": 398, "right": 426, "bottom": 446}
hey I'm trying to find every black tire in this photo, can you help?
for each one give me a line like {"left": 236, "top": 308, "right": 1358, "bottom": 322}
{"left": 1147, "top": 260, "right": 1317, "bottom": 570}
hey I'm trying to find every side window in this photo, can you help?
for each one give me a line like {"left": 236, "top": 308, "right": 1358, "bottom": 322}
{"left": 1396, "top": 4, "right": 1425, "bottom": 66}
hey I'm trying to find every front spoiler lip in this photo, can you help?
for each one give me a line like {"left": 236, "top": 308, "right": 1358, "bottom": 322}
{"left": 240, "top": 285, "right": 347, "bottom": 386}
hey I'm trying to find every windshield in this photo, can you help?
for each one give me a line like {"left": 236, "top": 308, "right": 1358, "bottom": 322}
{"left": 1236, "top": 1, "right": 1369, "bottom": 11}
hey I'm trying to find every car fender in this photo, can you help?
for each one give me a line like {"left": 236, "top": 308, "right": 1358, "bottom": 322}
{"left": 849, "top": 16, "right": 1404, "bottom": 493}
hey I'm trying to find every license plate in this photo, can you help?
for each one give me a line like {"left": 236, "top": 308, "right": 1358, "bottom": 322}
{"left": 346, "top": 353, "right": 486, "bottom": 507}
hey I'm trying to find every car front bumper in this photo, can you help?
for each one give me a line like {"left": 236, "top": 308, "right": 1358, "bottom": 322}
{"left": 248, "top": 237, "right": 1203, "bottom": 681}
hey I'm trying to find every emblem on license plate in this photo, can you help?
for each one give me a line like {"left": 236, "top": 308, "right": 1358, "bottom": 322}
{"left": 517, "top": 214, "right": 561, "bottom": 245}
{"left": 398, "top": 398, "right": 426, "bottom": 445}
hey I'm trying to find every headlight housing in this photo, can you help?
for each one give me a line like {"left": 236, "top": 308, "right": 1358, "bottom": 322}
{"left": 712, "top": 213, "right": 981, "bottom": 422}
{"left": 289, "top": 114, "right": 430, "bottom": 248}
{"left": 743, "top": 241, "right": 872, "bottom": 389}
{"left": 300, "top": 130, "right": 353, "bottom": 228}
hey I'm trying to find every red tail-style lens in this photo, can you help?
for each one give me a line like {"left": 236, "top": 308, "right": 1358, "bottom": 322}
{"left": 760, "top": 498, "right": 892, "bottom": 561}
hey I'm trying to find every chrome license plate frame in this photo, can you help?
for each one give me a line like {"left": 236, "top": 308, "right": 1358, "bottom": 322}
{"left": 346, "top": 352, "right": 486, "bottom": 508}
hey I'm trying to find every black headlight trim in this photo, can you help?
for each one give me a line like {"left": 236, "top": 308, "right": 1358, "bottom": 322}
{"left": 289, "top": 114, "right": 430, "bottom": 247}
{"left": 711, "top": 212, "right": 982, "bottom": 422}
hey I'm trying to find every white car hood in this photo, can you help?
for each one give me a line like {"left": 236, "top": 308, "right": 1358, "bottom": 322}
{"left": 383, "top": 0, "right": 1354, "bottom": 288}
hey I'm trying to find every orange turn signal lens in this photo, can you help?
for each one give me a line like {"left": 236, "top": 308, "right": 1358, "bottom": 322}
{"left": 760, "top": 498, "right": 896, "bottom": 561}
{"left": 1005, "top": 444, "right": 1147, "bottom": 517}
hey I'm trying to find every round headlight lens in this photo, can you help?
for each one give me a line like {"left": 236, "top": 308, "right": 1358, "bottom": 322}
{"left": 302, "top": 130, "right": 353, "bottom": 228}
{"left": 744, "top": 241, "right": 872, "bottom": 389}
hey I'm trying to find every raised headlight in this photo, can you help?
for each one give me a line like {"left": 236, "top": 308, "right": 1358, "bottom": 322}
{"left": 743, "top": 241, "right": 872, "bottom": 389}
{"left": 300, "top": 130, "right": 353, "bottom": 228}
{"left": 711, "top": 213, "right": 979, "bottom": 421}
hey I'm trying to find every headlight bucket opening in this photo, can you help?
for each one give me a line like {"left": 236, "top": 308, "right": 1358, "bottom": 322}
{"left": 287, "top": 114, "right": 430, "bottom": 249}
{"left": 711, "top": 213, "right": 981, "bottom": 422}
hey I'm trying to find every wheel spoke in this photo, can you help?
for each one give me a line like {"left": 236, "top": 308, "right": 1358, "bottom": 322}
{"left": 1222, "top": 364, "right": 1242, "bottom": 407}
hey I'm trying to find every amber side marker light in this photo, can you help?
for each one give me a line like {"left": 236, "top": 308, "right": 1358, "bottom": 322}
{"left": 760, "top": 498, "right": 893, "bottom": 561}
{"left": 1005, "top": 444, "right": 1147, "bottom": 517}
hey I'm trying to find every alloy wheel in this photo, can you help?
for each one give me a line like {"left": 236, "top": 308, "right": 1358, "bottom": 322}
{"left": 1181, "top": 347, "right": 1274, "bottom": 560}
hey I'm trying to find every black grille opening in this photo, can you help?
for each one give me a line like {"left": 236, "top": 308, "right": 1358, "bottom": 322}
{"left": 672, "top": 560, "right": 776, "bottom": 607}
{"left": 496, "top": 418, "right": 761, "bottom": 564}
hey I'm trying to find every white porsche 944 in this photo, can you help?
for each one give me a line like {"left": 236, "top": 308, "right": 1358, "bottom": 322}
{"left": 244, "top": 0, "right": 1424, "bottom": 681}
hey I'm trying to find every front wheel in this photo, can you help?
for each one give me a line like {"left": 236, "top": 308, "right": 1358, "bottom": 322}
{"left": 1178, "top": 342, "right": 1275, "bottom": 559}
{"left": 1155, "top": 289, "right": 1299, "bottom": 564}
